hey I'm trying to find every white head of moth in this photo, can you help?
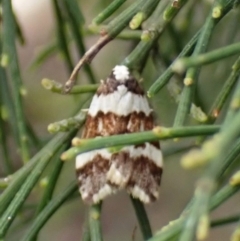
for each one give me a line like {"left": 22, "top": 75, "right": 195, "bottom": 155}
{"left": 112, "top": 65, "right": 130, "bottom": 82}
{"left": 76, "top": 65, "right": 163, "bottom": 204}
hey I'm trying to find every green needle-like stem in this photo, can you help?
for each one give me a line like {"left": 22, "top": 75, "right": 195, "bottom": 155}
{"left": 0, "top": 110, "right": 13, "bottom": 174}
{"left": 41, "top": 78, "right": 98, "bottom": 94}
{"left": 19, "top": 181, "right": 78, "bottom": 241}
{"left": 61, "top": 125, "right": 220, "bottom": 161}
{"left": 92, "top": 0, "right": 127, "bottom": 24}
{"left": 82, "top": 221, "right": 91, "bottom": 241}
{"left": 173, "top": 42, "right": 240, "bottom": 72}
{"left": 223, "top": 76, "right": 240, "bottom": 129}
{"left": 52, "top": 0, "right": 74, "bottom": 73}
{"left": 63, "top": 0, "right": 96, "bottom": 84}
{"left": 48, "top": 113, "right": 86, "bottom": 134}
{"left": 88, "top": 203, "right": 103, "bottom": 241}
{"left": 147, "top": 30, "right": 200, "bottom": 97}
{"left": 0, "top": 131, "right": 76, "bottom": 217}
{"left": 149, "top": 183, "right": 240, "bottom": 241}
{"left": 2, "top": 0, "right": 30, "bottom": 163}
{"left": 211, "top": 214, "right": 240, "bottom": 227}
{"left": 174, "top": 7, "right": 215, "bottom": 128}
{"left": 131, "top": 197, "right": 152, "bottom": 240}
{"left": 64, "top": 0, "right": 144, "bottom": 92}
{"left": 0, "top": 131, "right": 76, "bottom": 238}
{"left": 123, "top": 0, "right": 189, "bottom": 71}
{"left": 173, "top": 0, "right": 234, "bottom": 128}
{"left": 208, "top": 56, "right": 240, "bottom": 122}
{"left": 179, "top": 100, "right": 240, "bottom": 240}
{"left": 87, "top": 25, "right": 142, "bottom": 40}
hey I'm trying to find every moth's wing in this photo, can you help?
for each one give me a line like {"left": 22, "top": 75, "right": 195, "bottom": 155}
{"left": 126, "top": 143, "right": 163, "bottom": 203}
{"left": 76, "top": 65, "right": 164, "bottom": 204}
{"left": 106, "top": 149, "right": 133, "bottom": 188}
{"left": 76, "top": 149, "right": 116, "bottom": 204}
{"left": 76, "top": 113, "right": 117, "bottom": 204}
{"left": 106, "top": 112, "right": 151, "bottom": 187}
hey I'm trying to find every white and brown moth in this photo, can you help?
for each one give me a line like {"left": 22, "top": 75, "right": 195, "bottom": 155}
{"left": 76, "top": 65, "right": 163, "bottom": 204}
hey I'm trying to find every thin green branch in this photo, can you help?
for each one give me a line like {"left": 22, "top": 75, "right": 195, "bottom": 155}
{"left": 122, "top": 0, "right": 189, "bottom": 71}
{"left": 88, "top": 203, "right": 103, "bottom": 241}
{"left": 129, "top": 0, "right": 160, "bottom": 30}
{"left": 63, "top": 0, "right": 96, "bottom": 84}
{"left": 0, "top": 105, "right": 13, "bottom": 173}
{"left": 0, "top": 131, "right": 76, "bottom": 217}
{"left": 35, "top": 155, "right": 65, "bottom": 214}
{"left": 87, "top": 25, "right": 142, "bottom": 40}
{"left": 147, "top": 29, "right": 199, "bottom": 97}
{"left": 173, "top": 42, "right": 240, "bottom": 73}
{"left": 0, "top": 133, "right": 76, "bottom": 238}
{"left": 223, "top": 76, "right": 240, "bottom": 129}
{"left": 231, "top": 223, "right": 240, "bottom": 241}
{"left": 92, "top": 0, "right": 127, "bottom": 25}
{"left": 32, "top": 146, "right": 71, "bottom": 241}
{"left": 196, "top": 55, "right": 240, "bottom": 144}
{"left": 173, "top": 86, "right": 193, "bottom": 127}
{"left": 64, "top": 0, "right": 145, "bottom": 91}
{"left": 149, "top": 183, "right": 240, "bottom": 241}
{"left": 131, "top": 197, "right": 152, "bottom": 240}
{"left": 106, "top": 0, "right": 160, "bottom": 36}
{"left": 62, "top": 0, "right": 84, "bottom": 24}
{"left": 19, "top": 181, "right": 78, "bottom": 241}
{"left": 52, "top": 0, "right": 74, "bottom": 73}
{"left": 179, "top": 108, "right": 240, "bottom": 240}
{"left": 2, "top": 0, "right": 30, "bottom": 163}
{"left": 26, "top": 121, "right": 42, "bottom": 150}
{"left": 82, "top": 221, "right": 91, "bottom": 241}
{"left": 61, "top": 125, "right": 220, "bottom": 161}
{"left": 173, "top": 5, "right": 216, "bottom": 128}
{"left": 36, "top": 115, "right": 85, "bottom": 218}
{"left": 208, "top": 56, "right": 240, "bottom": 122}
{"left": 48, "top": 112, "right": 86, "bottom": 133}
{"left": 152, "top": 0, "right": 188, "bottom": 26}
{"left": 13, "top": 11, "right": 25, "bottom": 45}
{"left": 173, "top": 0, "right": 234, "bottom": 128}
{"left": 0, "top": 61, "right": 19, "bottom": 145}
{"left": 182, "top": 138, "right": 240, "bottom": 181}
{"left": 211, "top": 214, "right": 240, "bottom": 227}
{"left": 41, "top": 78, "right": 98, "bottom": 94}
{"left": 213, "top": 138, "right": 240, "bottom": 178}
{"left": 210, "top": 183, "right": 240, "bottom": 211}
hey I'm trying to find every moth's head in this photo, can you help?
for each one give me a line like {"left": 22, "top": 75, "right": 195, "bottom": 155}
{"left": 112, "top": 65, "right": 130, "bottom": 83}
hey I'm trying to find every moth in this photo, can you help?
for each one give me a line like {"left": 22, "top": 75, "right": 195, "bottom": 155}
{"left": 76, "top": 65, "right": 163, "bottom": 204}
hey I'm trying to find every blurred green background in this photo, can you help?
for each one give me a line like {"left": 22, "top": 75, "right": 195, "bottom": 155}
{"left": 3, "top": 0, "right": 240, "bottom": 240}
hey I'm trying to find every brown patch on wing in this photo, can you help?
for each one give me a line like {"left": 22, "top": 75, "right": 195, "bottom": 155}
{"left": 76, "top": 154, "right": 115, "bottom": 204}
{"left": 82, "top": 111, "right": 154, "bottom": 138}
{"left": 151, "top": 141, "right": 160, "bottom": 149}
{"left": 127, "top": 157, "right": 163, "bottom": 202}
{"left": 107, "top": 151, "right": 133, "bottom": 187}
{"left": 107, "top": 145, "right": 163, "bottom": 201}
{"left": 135, "top": 142, "right": 160, "bottom": 149}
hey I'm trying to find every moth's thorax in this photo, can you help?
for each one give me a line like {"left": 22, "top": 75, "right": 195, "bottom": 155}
{"left": 97, "top": 65, "right": 144, "bottom": 96}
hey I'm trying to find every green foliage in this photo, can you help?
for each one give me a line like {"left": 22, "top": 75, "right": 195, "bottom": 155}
{"left": 1, "top": 0, "right": 240, "bottom": 241}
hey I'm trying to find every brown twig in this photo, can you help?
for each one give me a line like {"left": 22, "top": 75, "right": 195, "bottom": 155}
{"left": 64, "top": 35, "right": 111, "bottom": 93}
